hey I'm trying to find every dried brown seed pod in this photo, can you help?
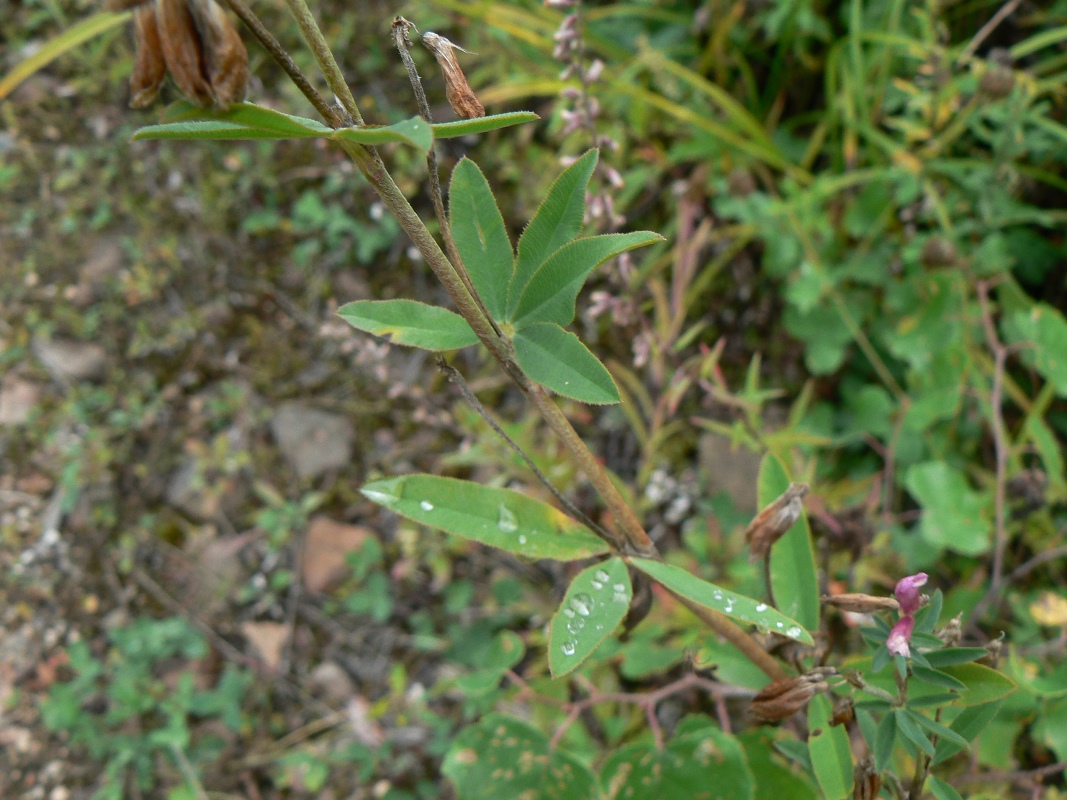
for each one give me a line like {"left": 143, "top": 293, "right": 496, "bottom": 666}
{"left": 853, "top": 756, "right": 881, "bottom": 800}
{"left": 126, "top": 0, "right": 247, "bottom": 108}
{"left": 130, "top": 4, "right": 166, "bottom": 108}
{"left": 749, "top": 670, "right": 829, "bottom": 723}
{"left": 422, "top": 32, "right": 485, "bottom": 120}
{"left": 745, "top": 483, "right": 809, "bottom": 563}
{"left": 186, "top": 0, "right": 248, "bottom": 106}
{"left": 154, "top": 0, "right": 214, "bottom": 105}
{"left": 821, "top": 593, "right": 900, "bottom": 615}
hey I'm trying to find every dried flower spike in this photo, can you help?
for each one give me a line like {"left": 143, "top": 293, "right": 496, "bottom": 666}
{"left": 124, "top": 0, "right": 248, "bottom": 108}
{"left": 749, "top": 670, "right": 830, "bottom": 723}
{"left": 422, "top": 32, "right": 485, "bottom": 120}
{"left": 745, "top": 483, "right": 809, "bottom": 563}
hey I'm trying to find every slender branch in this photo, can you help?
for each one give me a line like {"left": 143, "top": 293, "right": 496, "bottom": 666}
{"left": 436, "top": 358, "right": 611, "bottom": 540}
{"left": 218, "top": 0, "right": 340, "bottom": 126}
{"left": 881, "top": 396, "right": 910, "bottom": 529}
{"left": 1008, "top": 541, "right": 1067, "bottom": 583}
{"left": 957, "top": 761, "right": 1067, "bottom": 787}
{"left": 970, "top": 281, "right": 1010, "bottom": 628}
{"left": 957, "top": 0, "right": 1025, "bottom": 64}
{"left": 281, "top": 0, "right": 362, "bottom": 124}
{"left": 391, "top": 18, "right": 500, "bottom": 337}
{"left": 672, "top": 594, "right": 789, "bottom": 681}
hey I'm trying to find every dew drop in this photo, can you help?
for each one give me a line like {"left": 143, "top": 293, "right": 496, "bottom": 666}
{"left": 594, "top": 569, "right": 610, "bottom": 583}
{"left": 613, "top": 583, "right": 626, "bottom": 592}
{"left": 518, "top": 535, "right": 527, "bottom": 545}
{"left": 570, "top": 593, "right": 593, "bottom": 616}
{"left": 497, "top": 504, "right": 518, "bottom": 533}
{"left": 563, "top": 608, "right": 575, "bottom": 619}
{"left": 776, "top": 622, "right": 784, "bottom": 628}
{"left": 566, "top": 618, "right": 585, "bottom": 635}
{"left": 713, "top": 590, "right": 723, "bottom": 601}
{"left": 560, "top": 641, "right": 576, "bottom": 656}
{"left": 613, "top": 592, "right": 628, "bottom": 604}
{"left": 590, "top": 580, "right": 604, "bottom": 590}
{"left": 755, "top": 603, "right": 768, "bottom": 612}
{"left": 420, "top": 500, "right": 434, "bottom": 511}
{"left": 787, "top": 626, "right": 802, "bottom": 639}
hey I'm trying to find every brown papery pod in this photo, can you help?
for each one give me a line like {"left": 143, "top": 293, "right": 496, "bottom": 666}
{"left": 745, "top": 483, "right": 809, "bottom": 563}
{"left": 822, "top": 593, "right": 900, "bottom": 615}
{"left": 130, "top": 4, "right": 166, "bottom": 108}
{"left": 186, "top": 0, "right": 248, "bottom": 106}
{"left": 154, "top": 0, "right": 214, "bottom": 105}
{"left": 853, "top": 756, "right": 881, "bottom": 800}
{"left": 749, "top": 671, "right": 828, "bottom": 724}
{"left": 422, "top": 32, "right": 485, "bottom": 119}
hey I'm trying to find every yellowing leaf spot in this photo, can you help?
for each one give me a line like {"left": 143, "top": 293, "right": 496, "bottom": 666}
{"left": 1030, "top": 591, "right": 1067, "bottom": 627}
{"left": 454, "top": 747, "right": 478, "bottom": 765}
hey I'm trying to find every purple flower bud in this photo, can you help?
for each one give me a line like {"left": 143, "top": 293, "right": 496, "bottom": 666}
{"left": 886, "top": 615, "right": 915, "bottom": 658}
{"left": 894, "top": 572, "right": 928, "bottom": 615}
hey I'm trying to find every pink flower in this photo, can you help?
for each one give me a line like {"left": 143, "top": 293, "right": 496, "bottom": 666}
{"left": 894, "top": 572, "right": 928, "bottom": 616}
{"left": 887, "top": 615, "right": 915, "bottom": 658}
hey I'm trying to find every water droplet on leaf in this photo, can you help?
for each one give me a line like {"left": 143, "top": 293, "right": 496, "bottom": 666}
{"left": 570, "top": 593, "right": 593, "bottom": 616}
{"left": 420, "top": 500, "right": 434, "bottom": 511}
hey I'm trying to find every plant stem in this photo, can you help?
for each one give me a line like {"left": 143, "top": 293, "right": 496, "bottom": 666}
{"left": 391, "top": 18, "right": 500, "bottom": 337}
{"left": 674, "top": 594, "right": 789, "bottom": 681}
{"left": 281, "top": 0, "right": 362, "bottom": 124}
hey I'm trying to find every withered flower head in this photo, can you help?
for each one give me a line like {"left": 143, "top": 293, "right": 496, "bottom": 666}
{"left": 745, "top": 483, "right": 809, "bottom": 563}
{"left": 421, "top": 32, "right": 485, "bottom": 120}
{"left": 853, "top": 756, "right": 881, "bottom": 800}
{"left": 113, "top": 0, "right": 248, "bottom": 108}
{"left": 749, "top": 669, "right": 830, "bottom": 724}
{"left": 821, "top": 593, "right": 900, "bottom": 615}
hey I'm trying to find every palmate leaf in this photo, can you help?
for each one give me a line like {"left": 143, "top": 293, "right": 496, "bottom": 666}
{"left": 337, "top": 300, "right": 478, "bottom": 351}
{"left": 548, "top": 557, "right": 631, "bottom": 677}
{"left": 507, "top": 150, "right": 598, "bottom": 318}
{"left": 443, "top": 715, "right": 598, "bottom": 800}
{"left": 513, "top": 323, "right": 620, "bottom": 404}
{"left": 629, "top": 558, "right": 814, "bottom": 645}
{"left": 449, "top": 159, "right": 514, "bottom": 320}
{"left": 510, "top": 232, "right": 663, "bottom": 327}
{"left": 600, "top": 718, "right": 755, "bottom": 800}
{"left": 361, "top": 474, "right": 608, "bottom": 561}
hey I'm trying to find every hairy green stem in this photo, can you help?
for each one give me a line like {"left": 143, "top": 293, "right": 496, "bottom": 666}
{"left": 281, "top": 0, "right": 362, "bottom": 124}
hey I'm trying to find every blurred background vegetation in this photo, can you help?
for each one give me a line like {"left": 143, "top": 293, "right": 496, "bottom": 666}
{"left": 2, "top": 0, "right": 1067, "bottom": 797}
